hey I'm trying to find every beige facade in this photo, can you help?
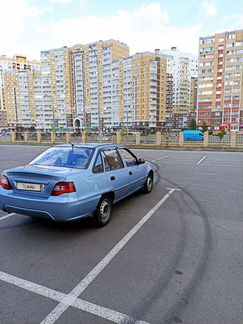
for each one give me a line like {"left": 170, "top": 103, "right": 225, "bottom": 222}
{"left": 0, "top": 55, "right": 40, "bottom": 128}
{"left": 118, "top": 51, "right": 167, "bottom": 130}
{"left": 0, "top": 110, "right": 7, "bottom": 128}
{"left": 198, "top": 29, "right": 243, "bottom": 132}
{"left": 3, "top": 70, "right": 39, "bottom": 128}
{"left": 190, "top": 77, "right": 198, "bottom": 112}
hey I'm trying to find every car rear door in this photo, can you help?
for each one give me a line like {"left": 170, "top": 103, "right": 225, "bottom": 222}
{"left": 101, "top": 149, "right": 130, "bottom": 201}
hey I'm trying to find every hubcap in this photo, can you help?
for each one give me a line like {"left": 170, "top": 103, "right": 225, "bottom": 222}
{"left": 100, "top": 199, "right": 110, "bottom": 221}
{"left": 147, "top": 177, "right": 152, "bottom": 191}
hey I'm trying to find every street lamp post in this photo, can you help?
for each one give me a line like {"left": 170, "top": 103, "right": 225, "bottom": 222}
{"left": 88, "top": 45, "right": 101, "bottom": 136}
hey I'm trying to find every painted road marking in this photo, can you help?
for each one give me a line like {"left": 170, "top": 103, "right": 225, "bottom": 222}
{"left": 0, "top": 270, "right": 66, "bottom": 301}
{"left": 40, "top": 189, "right": 178, "bottom": 324}
{"left": 197, "top": 155, "right": 207, "bottom": 165}
{"left": 0, "top": 213, "right": 16, "bottom": 221}
{"left": 73, "top": 299, "right": 149, "bottom": 324}
{"left": 0, "top": 270, "right": 149, "bottom": 324}
{"left": 151, "top": 154, "right": 170, "bottom": 162}
{"left": 205, "top": 163, "right": 243, "bottom": 168}
{"left": 157, "top": 161, "right": 193, "bottom": 165}
{"left": 194, "top": 172, "right": 216, "bottom": 176}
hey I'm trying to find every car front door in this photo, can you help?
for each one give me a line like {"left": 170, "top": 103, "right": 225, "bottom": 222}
{"left": 101, "top": 149, "right": 130, "bottom": 201}
{"left": 118, "top": 148, "right": 146, "bottom": 192}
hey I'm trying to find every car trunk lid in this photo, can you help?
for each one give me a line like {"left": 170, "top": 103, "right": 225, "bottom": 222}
{"left": 5, "top": 165, "right": 75, "bottom": 198}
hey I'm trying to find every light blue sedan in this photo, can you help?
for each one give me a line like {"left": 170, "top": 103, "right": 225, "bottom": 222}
{"left": 0, "top": 144, "right": 154, "bottom": 226}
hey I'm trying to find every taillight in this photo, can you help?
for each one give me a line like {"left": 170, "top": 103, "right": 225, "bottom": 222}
{"left": 51, "top": 182, "right": 76, "bottom": 196}
{"left": 0, "top": 175, "right": 12, "bottom": 190}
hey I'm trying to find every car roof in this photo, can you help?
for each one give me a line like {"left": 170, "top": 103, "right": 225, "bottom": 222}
{"left": 56, "top": 143, "right": 125, "bottom": 150}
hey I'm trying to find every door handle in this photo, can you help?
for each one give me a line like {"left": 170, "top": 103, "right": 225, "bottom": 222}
{"left": 110, "top": 176, "right": 115, "bottom": 181}
{"left": 129, "top": 171, "right": 133, "bottom": 175}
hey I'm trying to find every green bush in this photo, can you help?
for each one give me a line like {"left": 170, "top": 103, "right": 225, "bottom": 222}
{"left": 218, "top": 130, "right": 226, "bottom": 140}
{"left": 121, "top": 127, "right": 127, "bottom": 137}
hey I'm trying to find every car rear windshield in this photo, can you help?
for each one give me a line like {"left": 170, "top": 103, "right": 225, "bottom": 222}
{"left": 30, "top": 147, "right": 93, "bottom": 169}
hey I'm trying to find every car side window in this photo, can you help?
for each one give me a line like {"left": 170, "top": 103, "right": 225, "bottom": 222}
{"left": 118, "top": 148, "right": 137, "bottom": 167}
{"left": 101, "top": 151, "right": 110, "bottom": 171}
{"left": 93, "top": 152, "right": 104, "bottom": 173}
{"left": 103, "top": 149, "right": 124, "bottom": 171}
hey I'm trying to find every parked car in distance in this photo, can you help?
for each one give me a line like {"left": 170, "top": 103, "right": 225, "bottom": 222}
{"left": 183, "top": 130, "right": 204, "bottom": 141}
{"left": 0, "top": 144, "right": 154, "bottom": 226}
{"left": 0, "top": 132, "right": 10, "bottom": 136}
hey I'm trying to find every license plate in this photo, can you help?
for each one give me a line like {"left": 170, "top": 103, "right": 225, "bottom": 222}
{"left": 16, "top": 182, "right": 42, "bottom": 192}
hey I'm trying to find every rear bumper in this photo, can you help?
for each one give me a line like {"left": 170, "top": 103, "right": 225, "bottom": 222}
{"left": 0, "top": 189, "right": 100, "bottom": 222}
{"left": 2, "top": 204, "right": 55, "bottom": 220}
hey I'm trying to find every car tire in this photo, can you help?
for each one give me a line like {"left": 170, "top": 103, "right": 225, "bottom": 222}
{"left": 143, "top": 172, "right": 153, "bottom": 194}
{"left": 93, "top": 194, "right": 113, "bottom": 227}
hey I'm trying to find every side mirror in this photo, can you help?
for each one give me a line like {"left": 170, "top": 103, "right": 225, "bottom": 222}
{"left": 137, "top": 158, "right": 145, "bottom": 164}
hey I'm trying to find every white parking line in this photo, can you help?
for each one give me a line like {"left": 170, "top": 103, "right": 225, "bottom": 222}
{"left": 205, "top": 163, "right": 243, "bottom": 168}
{"left": 0, "top": 270, "right": 149, "bottom": 324}
{"left": 194, "top": 172, "right": 216, "bottom": 176}
{"left": 0, "top": 213, "right": 16, "bottom": 221}
{"left": 40, "top": 188, "right": 178, "bottom": 324}
{"left": 151, "top": 154, "right": 170, "bottom": 162}
{"left": 73, "top": 299, "right": 149, "bottom": 324}
{"left": 157, "top": 161, "right": 193, "bottom": 165}
{"left": 0, "top": 270, "right": 66, "bottom": 301}
{"left": 196, "top": 155, "right": 207, "bottom": 165}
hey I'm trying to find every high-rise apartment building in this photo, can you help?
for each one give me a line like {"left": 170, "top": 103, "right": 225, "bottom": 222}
{"left": 0, "top": 40, "right": 198, "bottom": 132}
{"left": 118, "top": 51, "right": 167, "bottom": 130}
{"left": 47, "top": 43, "right": 166, "bottom": 131}
{"left": 198, "top": 29, "right": 243, "bottom": 132}
{"left": 71, "top": 40, "right": 129, "bottom": 130}
{"left": 0, "top": 55, "right": 40, "bottom": 129}
{"left": 0, "top": 110, "right": 7, "bottom": 128}
{"left": 38, "top": 47, "right": 73, "bottom": 130}
{"left": 160, "top": 48, "right": 198, "bottom": 130}
{"left": 3, "top": 70, "right": 39, "bottom": 128}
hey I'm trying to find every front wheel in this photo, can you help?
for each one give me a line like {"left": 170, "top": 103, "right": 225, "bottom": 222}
{"left": 93, "top": 195, "right": 112, "bottom": 227}
{"left": 143, "top": 172, "right": 153, "bottom": 194}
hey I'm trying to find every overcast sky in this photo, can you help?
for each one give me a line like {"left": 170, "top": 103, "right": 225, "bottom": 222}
{"left": 0, "top": 0, "right": 242, "bottom": 60}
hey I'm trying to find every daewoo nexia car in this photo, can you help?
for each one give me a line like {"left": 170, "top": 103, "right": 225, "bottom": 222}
{"left": 0, "top": 144, "right": 154, "bottom": 226}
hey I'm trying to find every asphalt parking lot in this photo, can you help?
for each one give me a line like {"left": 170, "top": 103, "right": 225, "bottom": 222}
{"left": 0, "top": 145, "right": 242, "bottom": 324}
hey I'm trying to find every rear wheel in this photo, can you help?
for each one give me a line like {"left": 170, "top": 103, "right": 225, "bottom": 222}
{"left": 143, "top": 172, "right": 153, "bottom": 194}
{"left": 93, "top": 194, "right": 113, "bottom": 227}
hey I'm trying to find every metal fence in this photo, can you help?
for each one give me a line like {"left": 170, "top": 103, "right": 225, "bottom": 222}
{"left": 55, "top": 133, "right": 66, "bottom": 143}
{"left": 121, "top": 135, "right": 136, "bottom": 145}
{"left": 140, "top": 135, "right": 157, "bottom": 145}
{"left": 70, "top": 133, "right": 83, "bottom": 143}
{"left": 40, "top": 132, "right": 51, "bottom": 143}
{"left": 0, "top": 134, "right": 12, "bottom": 143}
{"left": 236, "top": 134, "right": 243, "bottom": 145}
{"left": 2, "top": 131, "right": 243, "bottom": 150}
{"left": 209, "top": 134, "right": 231, "bottom": 145}
{"left": 161, "top": 134, "right": 179, "bottom": 145}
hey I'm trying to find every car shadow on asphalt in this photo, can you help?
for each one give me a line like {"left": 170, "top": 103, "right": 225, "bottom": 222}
{"left": 0, "top": 190, "right": 141, "bottom": 235}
